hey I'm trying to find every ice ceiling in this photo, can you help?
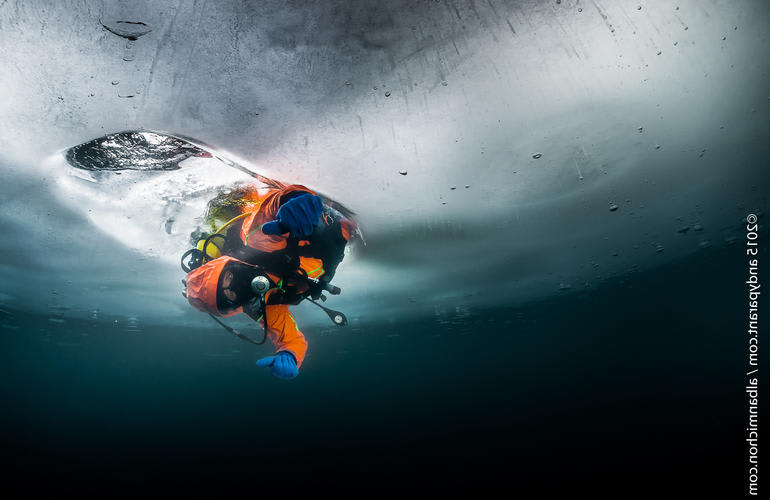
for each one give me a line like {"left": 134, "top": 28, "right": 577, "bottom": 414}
{"left": 0, "top": 0, "right": 768, "bottom": 326}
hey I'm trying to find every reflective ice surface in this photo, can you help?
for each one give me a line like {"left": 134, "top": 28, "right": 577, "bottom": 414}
{"left": 0, "top": 0, "right": 768, "bottom": 326}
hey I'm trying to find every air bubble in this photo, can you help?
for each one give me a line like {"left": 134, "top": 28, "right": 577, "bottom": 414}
{"left": 398, "top": 169, "right": 407, "bottom": 176}
{"left": 101, "top": 20, "right": 152, "bottom": 41}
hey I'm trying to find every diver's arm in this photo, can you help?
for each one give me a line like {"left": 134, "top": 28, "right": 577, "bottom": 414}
{"left": 240, "top": 185, "right": 318, "bottom": 251}
{"left": 262, "top": 304, "right": 308, "bottom": 368}
{"left": 242, "top": 300, "right": 307, "bottom": 368}
{"left": 253, "top": 304, "right": 307, "bottom": 379}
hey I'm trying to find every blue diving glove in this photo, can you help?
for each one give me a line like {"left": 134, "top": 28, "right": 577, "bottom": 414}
{"left": 256, "top": 351, "right": 299, "bottom": 380}
{"left": 262, "top": 193, "right": 323, "bottom": 238}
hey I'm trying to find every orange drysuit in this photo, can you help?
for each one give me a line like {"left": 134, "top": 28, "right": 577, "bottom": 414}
{"left": 237, "top": 183, "right": 352, "bottom": 279}
{"left": 186, "top": 183, "right": 352, "bottom": 368}
{"left": 185, "top": 255, "right": 308, "bottom": 366}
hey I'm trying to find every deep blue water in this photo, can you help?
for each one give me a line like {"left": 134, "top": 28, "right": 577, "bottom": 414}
{"left": 1, "top": 241, "right": 761, "bottom": 495}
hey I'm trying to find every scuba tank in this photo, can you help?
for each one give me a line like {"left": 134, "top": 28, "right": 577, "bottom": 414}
{"left": 180, "top": 212, "right": 251, "bottom": 273}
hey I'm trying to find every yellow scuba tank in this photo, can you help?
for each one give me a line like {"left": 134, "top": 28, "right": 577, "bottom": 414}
{"left": 196, "top": 235, "right": 223, "bottom": 259}
{"left": 194, "top": 211, "right": 252, "bottom": 261}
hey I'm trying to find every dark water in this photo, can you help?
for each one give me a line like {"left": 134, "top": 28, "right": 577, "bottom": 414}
{"left": 0, "top": 241, "right": 762, "bottom": 495}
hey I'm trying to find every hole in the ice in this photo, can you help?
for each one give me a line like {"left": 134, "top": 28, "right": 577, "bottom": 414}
{"left": 65, "top": 131, "right": 206, "bottom": 171}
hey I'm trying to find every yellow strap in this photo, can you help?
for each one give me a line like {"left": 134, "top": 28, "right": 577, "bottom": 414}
{"left": 215, "top": 211, "right": 252, "bottom": 234}
{"left": 199, "top": 212, "right": 254, "bottom": 264}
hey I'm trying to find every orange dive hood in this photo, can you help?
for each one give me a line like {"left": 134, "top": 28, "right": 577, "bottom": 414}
{"left": 185, "top": 255, "right": 244, "bottom": 317}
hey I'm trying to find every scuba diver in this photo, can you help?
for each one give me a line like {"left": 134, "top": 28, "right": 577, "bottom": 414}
{"left": 181, "top": 183, "right": 356, "bottom": 380}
